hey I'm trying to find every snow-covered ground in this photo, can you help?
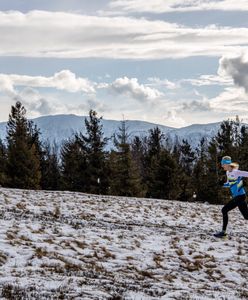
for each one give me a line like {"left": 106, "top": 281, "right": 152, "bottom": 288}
{"left": 0, "top": 188, "right": 247, "bottom": 300}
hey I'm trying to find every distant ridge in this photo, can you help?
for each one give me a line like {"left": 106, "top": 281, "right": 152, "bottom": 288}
{"left": 0, "top": 114, "right": 222, "bottom": 150}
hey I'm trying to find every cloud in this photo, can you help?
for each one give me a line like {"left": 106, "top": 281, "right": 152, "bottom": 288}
{"left": 108, "top": 0, "right": 248, "bottom": 14}
{"left": 105, "top": 76, "right": 163, "bottom": 102}
{"left": 1, "top": 85, "right": 107, "bottom": 119}
{"left": 182, "top": 99, "right": 211, "bottom": 111}
{"left": 75, "top": 95, "right": 110, "bottom": 114}
{"left": 147, "top": 77, "right": 179, "bottom": 89}
{"left": 0, "top": 70, "right": 95, "bottom": 94}
{"left": 164, "top": 110, "right": 187, "bottom": 128}
{"left": 0, "top": 75, "right": 17, "bottom": 97}
{"left": 18, "top": 87, "right": 57, "bottom": 115}
{"left": 0, "top": 10, "right": 248, "bottom": 59}
{"left": 218, "top": 53, "right": 248, "bottom": 93}
{"left": 209, "top": 87, "right": 248, "bottom": 113}
{"left": 183, "top": 74, "right": 233, "bottom": 86}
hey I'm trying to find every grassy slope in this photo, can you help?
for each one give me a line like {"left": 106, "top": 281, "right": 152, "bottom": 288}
{"left": 0, "top": 188, "right": 247, "bottom": 299}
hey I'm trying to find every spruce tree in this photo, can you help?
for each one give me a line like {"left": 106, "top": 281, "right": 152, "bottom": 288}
{"left": 0, "top": 140, "right": 7, "bottom": 186}
{"left": 61, "top": 138, "right": 87, "bottom": 192}
{"left": 148, "top": 148, "right": 179, "bottom": 200}
{"left": 192, "top": 138, "right": 210, "bottom": 202}
{"left": 109, "top": 120, "right": 145, "bottom": 197}
{"left": 41, "top": 143, "right": 61, "bottom": 190}
{"left": 77, "top": 110, "right": 109, "bottom": 194}
{"left": 207, "top": 119, "right": 242, "bottom": 204}
{"left": 238, "top": 125, "right": 248, "bottom": 170}
{"left": 204, "top": 138, "right": 225, "bottom": 204}
{"left": 131, "top": 136, "right": 147, "bottom": 182}
{"left": 6, "top": 101, "right": 41, "bottom": 189}
{"left": 215, "top": 119, "right": 240, "bottom": 160}
{"left": 178, "top": 139, "right": 196, "bottom": 201}
{"left": 144, "top": 127, "right": 164, "bottom": 197}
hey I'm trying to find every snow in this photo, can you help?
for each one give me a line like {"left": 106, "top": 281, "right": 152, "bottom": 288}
{"left": 0, "top": 187, "right": 247, "bottom": 299}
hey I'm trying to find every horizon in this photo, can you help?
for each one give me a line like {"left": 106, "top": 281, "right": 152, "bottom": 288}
{"left": 0, "top": 111, "right": 239, "bottom": 130}
{"left": 0, "top": 1, "right": 248, "bottom": 126}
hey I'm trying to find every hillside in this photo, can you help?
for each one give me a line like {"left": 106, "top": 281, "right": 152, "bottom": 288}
{"left": 0, "top": 114, "right": 221, "bottom": 150}
{"left": 0, "top": 188, "right": 247, "bottom": 299}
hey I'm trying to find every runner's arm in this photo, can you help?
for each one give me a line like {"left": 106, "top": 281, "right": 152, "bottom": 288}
{"left": 233, "top": 169, "right": 248, "bottom": 178}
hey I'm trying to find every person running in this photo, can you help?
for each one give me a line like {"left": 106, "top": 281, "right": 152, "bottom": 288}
{"left": 214, "top": 156, "right": 248, "bottom": 238}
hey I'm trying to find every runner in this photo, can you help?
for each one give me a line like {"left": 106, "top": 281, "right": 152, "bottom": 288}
{"left": 214, "top": 156, "right": 248, "bottom": 238}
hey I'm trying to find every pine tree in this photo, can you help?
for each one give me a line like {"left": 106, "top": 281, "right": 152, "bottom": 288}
{"left": 77, "top": 110, "right": 109, "bottom": 194}
{"left": 61, "top": 138, "right": 88, "bottom": 192}
{"left": 177, "top": 139, "right": 196, "bottom": 201}
{"left": 109, "top": 120, "right": 145, "bottom": 197}
{"left": 215, "top": 119, "right": 240, "bottom": 160}
{"left": 41, "top": 143, "right": 61, "bottom": 190}
{"left": 142, "top": 127, "right": 180, "bottom": 199}
{"left": 148, "top": 148, "right": 180, "bottom": 200}
{"left": 6, "top": 101, "right": 41, "bottom": 189}
{"left": 131, "top": 136, "right": 147, "bottom": 181}
{"left": 0, "top": 139, "right": 7, "bottom": 186}
{"left": 203, "top": 138, "right": 225, "bottom": 204}
{"left": 239, "top": 125, "right": 248, "bottom": 170}
{"left": 192, "top": 137, "right": 210, "bottom": 202}
{"left": 205, "top": 119, "right": 242, "bottom": 204}
{"left": 147, "top": 127, "right": 164, "bottom": 157}
{"left": 144, "top": 127, "right": 164, "bottom": 197}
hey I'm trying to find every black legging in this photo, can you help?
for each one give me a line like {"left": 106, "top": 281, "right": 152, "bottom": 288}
{"left": 222, "top": 194, "right": 248, "bottom": 231}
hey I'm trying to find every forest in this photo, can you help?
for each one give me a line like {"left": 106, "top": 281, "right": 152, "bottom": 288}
{"left": 1, "top": 101, "right": 248, "bottom": 205}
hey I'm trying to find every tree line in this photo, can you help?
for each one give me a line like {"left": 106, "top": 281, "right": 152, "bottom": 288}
{"left": 1, "top": 101, "right": 248, "bottom": 205}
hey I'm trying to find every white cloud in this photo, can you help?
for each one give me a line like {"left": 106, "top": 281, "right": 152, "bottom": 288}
{"left": 0, "top": 75, "right": 17, "bottom": 97}
{"left": 0, "top": 70, "right": 95, "bottom": 94}
{"left": 0, "top": 72, "right": 164, "bottom": 120}
{"left": 108, "top": 0, "right": 248, "bottom": 14}
{"left": 147, "top": 77, "right": 179, "bottom": 89}
{"left": 164, "top": 110, "right": 187, "bottom": 128}
{"left": 0, "top": 72, "right": 163, "bottom": 103}
{"left": 0, "top": 11, "right": 248, "bottom": 59}
{"left": 18, "top": 87, "right": 56, "bottom": 116}
{"left": 183, "top": 74, "right": 233, "bottom": 86}
{"left": 105, "top": 76, "right": 163, "bottom": 101}
{"left": 0, "top": 85, "right": 108, "bottom": 119}
{"left": 209, "top": 87, "right": 248, "bottom": 113}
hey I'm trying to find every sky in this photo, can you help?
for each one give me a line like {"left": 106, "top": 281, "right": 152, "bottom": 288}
{"left": 0, "top": 0, "right": 248, "bottom": 127}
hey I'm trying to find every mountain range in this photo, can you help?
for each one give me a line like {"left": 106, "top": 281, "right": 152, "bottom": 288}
{"left": 0, "top": 114, "right": 222, "bottom": 150}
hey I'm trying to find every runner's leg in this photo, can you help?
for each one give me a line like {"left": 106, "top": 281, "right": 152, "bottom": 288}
{"left": 222, "top": 198, "right": 238, "bottom": 231}
{"left": 237, "top": 195, "right": 248, "bottom": 220}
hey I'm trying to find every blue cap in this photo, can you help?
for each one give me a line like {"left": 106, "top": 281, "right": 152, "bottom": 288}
{"left": 221, "top": 159, "right": 232, "bottom": 165}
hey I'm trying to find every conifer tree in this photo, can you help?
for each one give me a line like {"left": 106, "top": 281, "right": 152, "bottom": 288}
{"left": 192, "top": 138, "right": 210, "bottom": 202}
{"left": 215, "top": 119, "right": 240, "bottom": 160}
{"left": 203, "top": 138, "right": 225, "bottom": 204}
{"left": 77, "top": 110, "right": 109, "bottom": 194}
{"left": 238, "top": 125, "right": 248, "bottom": 170}
{"left": 178, "top": 139, "right": 196, "bottom": 201}
{"left": 147, "top": 127, "right": 164, "bottom": 157}
{"left": 207, "top": 119, "right": 242, "bottom": 203}
{"left": 148, "top": 148, "right": 180, "bottom": 200}
{"left": 131, "top": 136, "right": 147, "bottom": 181}
{"left": 6, "top": 101, "right": 41, "bottom": 189}
{"left": 109, "top": 120, "right": 145, "bottom": 197}
{"left": 41, "top": 143, "right": 61, "bottom": 190}
{"left": 0, "top": 140, "right": 7, "bottom": 186}
{"left": 61, "top": 138, "right": 87, "bottom": 191}
{"left": 144, "top": 127, "right": 164, "bottom": 197}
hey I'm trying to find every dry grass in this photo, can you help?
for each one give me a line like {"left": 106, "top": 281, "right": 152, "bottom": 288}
{"left": 34, "top": 247, "right": 48, "bottom": 259}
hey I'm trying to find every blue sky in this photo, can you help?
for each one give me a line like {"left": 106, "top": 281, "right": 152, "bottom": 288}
{"left": 0, "top": 0, "right": 248, "bottom": 127}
